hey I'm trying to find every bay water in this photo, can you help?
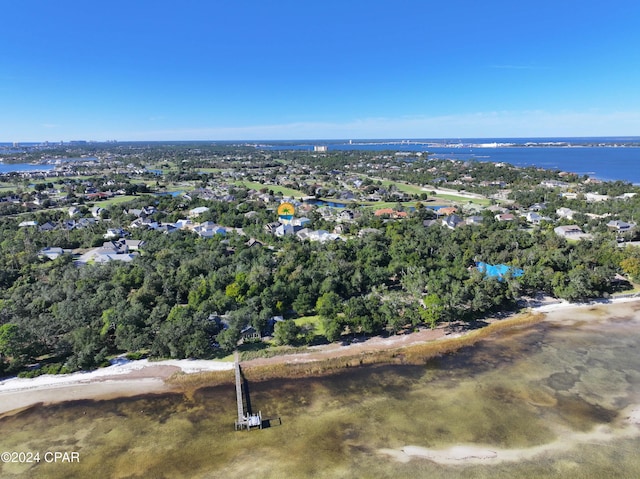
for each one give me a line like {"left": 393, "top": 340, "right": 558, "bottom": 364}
{"left": 263, "top": 137, "right": 640, "bottom": 184}
{"left": 2, "top": 304, "right": 640, "bottom": 478}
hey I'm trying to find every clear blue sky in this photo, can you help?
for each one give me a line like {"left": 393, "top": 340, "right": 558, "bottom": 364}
{"left": 2, "top": 0, "right": 639, "bottom": 141}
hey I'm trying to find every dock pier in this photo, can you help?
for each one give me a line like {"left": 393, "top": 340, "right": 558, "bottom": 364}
{"left": 234, "top": 351, "right": 262, "bottom": 431}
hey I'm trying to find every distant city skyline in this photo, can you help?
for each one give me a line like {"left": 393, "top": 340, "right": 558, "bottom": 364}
{"left": 2, "top": 0, "right": 639, "bottom": 142}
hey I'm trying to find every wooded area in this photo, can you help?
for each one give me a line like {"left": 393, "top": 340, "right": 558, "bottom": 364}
{"left": 0, "top": 143, "right": 639, "bottom": 376}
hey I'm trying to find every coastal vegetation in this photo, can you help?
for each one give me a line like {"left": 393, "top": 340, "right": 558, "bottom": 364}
{"left": 0, "top": 142, "right": 638, "bottom": 376}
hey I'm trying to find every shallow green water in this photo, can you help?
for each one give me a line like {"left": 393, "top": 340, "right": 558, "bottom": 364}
{"left": 2, "top": 313, "right": 640, "bottom": 478}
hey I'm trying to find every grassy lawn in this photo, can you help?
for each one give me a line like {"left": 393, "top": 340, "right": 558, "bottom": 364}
{"left": 363, "top": 175, "right": 491, "bottom": 206}
{"left": 234, "top": 181, "right": 306, "bottom": 198}
{"left": 373, "top": 178, "right": 426, "bottom": 196}
{"left": 160, "top": 183, "right": 192, "bottom": 193}
{"left": 433, "top": 193, "right": 492, "bottom": 206}
{"left": 359, "top": 200, "right": 421, "bottom": 210}
{"left": 295, "top": 315, "right": 325, "bottom": 336}
{"left": 91, "top": 195, "right": 139, "bottom": 207}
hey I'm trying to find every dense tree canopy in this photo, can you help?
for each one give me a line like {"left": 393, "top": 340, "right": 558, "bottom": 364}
{"left": 0, "top": 143, "right": 638, "bottom": 376}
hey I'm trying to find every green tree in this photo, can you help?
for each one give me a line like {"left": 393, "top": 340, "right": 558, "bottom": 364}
{"left": 420, "top": 294, "right": 444, "bottom": 328}
{"left": 316, "top": 291, "right": 342, "bottom": 319}
{"left": 0, "top": 323, "right": 34, "bottom": 365}
{"left": 323, "top": 315, "right": 346, "bottom": 342}
{"left": 273, "top": 320, "right": 301, "bottom": 346}
{"left": 621, "top": 256, "right": 640, "bottom": 282}
{"left": 216, "top": 327, "right": 241, "bottom": 353}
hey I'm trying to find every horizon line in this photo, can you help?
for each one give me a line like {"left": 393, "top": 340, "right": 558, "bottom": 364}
{"left": 3, "top": 135, "right": 640, "bottom": 144}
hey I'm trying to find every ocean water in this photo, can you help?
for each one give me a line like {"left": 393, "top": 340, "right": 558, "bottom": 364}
{"left": 426, "top": 146, "right": 640, "bottom": 184}
{"left": 0, "top": 164, "right": 54, "bottom": 174}
{"left": 261, "top": 138, "right": 640, "bottom": 184}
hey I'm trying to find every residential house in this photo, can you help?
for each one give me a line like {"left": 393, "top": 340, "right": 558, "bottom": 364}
{"left": 93, "top": 252, "right": 137, "bottom": 264}
{"left": 462, "top": 204, "right": 483, "bottom": 214}
{"left": 86, "top": 192, "right": 113, "bottom": 201}
{"left": 292, "top": 217, "right": 311, "bottom": 228}
{"left": 267, "top": 316, "right": 285, "bottom": 334}
{"left": 524, "top": 212, "right": 550, "bottom": 225}
{"left": 18, "top": 220, "right": 38, "bottom": 228}
{"left": 529, "top": 203, "right": 547, "bottom": 211}
{"left": 487, "top": 205, "right": 508, "bottom": 214}
{"left": 38, "top": 247, "right": 65, "bottom": 260}
{"left": 141, "top": 206, "right": 157, "bottom": 217}
{"left": 38, "top": 221, "right": 57, "bottom": 232}
{"left": 436, "top": 206, "right": 458, "bottom": 216}
{"left": 245, "top": 238, "right": 264, "bottom": 248}
{"left": 124, "top": 208, "right": 143, "bottom": 217}
{"left": 121, "top": 239, "right": 145, "bottom": 251}
{"left": 556, "top": 207, "right": 575, "bottom": 220}
{"left": 157, "top": 223, "right": 178, "bottom": 234}
{"left": 175, "top": 218, "right": 194, "bottom": 230}
{"left": 68, "top": 206, "right": 81, "bottom": 217}
{"left": 295, "top": 228, "right": 312, "bottom": 241}
{"left": 337, "top": 210, "right": 355, "bottom": 222}
{"left": 616, "top": 193, "right": 637, "bottom": 200}
{"left": 316, "top": 207, "right": 335, "bottom": 219}
{"left": 104, "top": 228, "right": 127, "bottom": 239}
{"left": 195, "top": 222, "right": 226, "bottom": 237}
{"left": 274, "top": 223, "right": 295, "bottom": 237}
{"left": 607, "top": 220, "right": 635, "bottom": 234}
{"left": 77, "top": 239, "right": 139, "bottom": 265}
{"left": 541, "top": 180, "right": 569, "bottom": 188}
{"left": 554, "top": 225, "right": 588, "bottom": 239}
{"left": 77, "top": 217, "right": 97, "bottom": 228}
{"left": 264, "top": 222, "right": 281, "bottom": 234}
{"left": 339, "top": 190, "right": 356, "bottom": 201}
{"left": 188, "top": 206, "right": 210, "bottom": 218}
{"left": 130, "top": 217, "right": 159, "bottom": 230}
{"left": 560, "top": 192, "right": 578, "bottom": 200}
{"left": 585, "top": 193, "right": 610, "bottom": 202}
{"left": 374, "top": 208, "right": 395, "bottom": 217}
{"left": 90, "top": 206, "right": 105, "bottom": 218}
{"left": 240, "top": 326, "right": 260, "bottom": 343}
{"left": 374, "top": 208, "right": 408, "bottom": 219}
{"left": 465, "top": 216, "right": 484, "bottom": 226}
{"left": 495, "top": 213, "right": 515, "bottom": 222}
{"left": 442, "top": 214, "right": 465, "bottom": 230}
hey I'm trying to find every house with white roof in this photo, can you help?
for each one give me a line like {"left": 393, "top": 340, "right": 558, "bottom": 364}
{"left": 554, "top": 225, "right": 590, "bottom": 240}
{"left": 275, "top": 224, "right": 295, "bottom": 237}
{"left": 195, "top": 222, "right": 227, "bottom": 237}
{"left": 556, "top": 207, "right": 575, "bottom": 220}
{"left": 188, "top": 206, "right": 210, "bottom": 218}
{"left": 524, "top": 212, "right": 551, "bottom": 225}
{"left": 38, "top": 247, "right": 65, "bottom": 260}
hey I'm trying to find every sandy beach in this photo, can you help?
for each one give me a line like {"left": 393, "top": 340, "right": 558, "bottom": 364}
{"left": 0, "top": 359, "right": 233, "bottom": 416}
{"left": 1, "top": 296, "right": 639, "bottom": 418}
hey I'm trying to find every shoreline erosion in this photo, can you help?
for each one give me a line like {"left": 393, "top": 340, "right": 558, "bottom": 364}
{"left": 1, "top": 297, "right": 639, "bottom": 417}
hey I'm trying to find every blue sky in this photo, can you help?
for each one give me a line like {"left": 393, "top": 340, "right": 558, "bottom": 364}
{"left": 2, "top": 0, "right": 639, "bottom": 141}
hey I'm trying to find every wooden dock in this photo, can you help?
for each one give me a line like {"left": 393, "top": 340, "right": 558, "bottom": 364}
{"left": 234, "top": 351, "right": 262, "bottom": 431}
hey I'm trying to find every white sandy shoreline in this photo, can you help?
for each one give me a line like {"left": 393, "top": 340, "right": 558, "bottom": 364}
{"left": 0, "top": 358, "right": 233, "bottom": 415}
{"left": 1, "top": 296, "right": 638, "bottom": 416}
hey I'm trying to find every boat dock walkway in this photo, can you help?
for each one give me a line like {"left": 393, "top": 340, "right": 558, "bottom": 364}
{"left": 234, "top": 351, "right": 262, "bottom": 431}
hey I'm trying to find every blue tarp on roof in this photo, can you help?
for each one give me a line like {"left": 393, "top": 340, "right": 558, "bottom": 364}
{"left": 477, "top": 262, "right": 524, "bottom": 280}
